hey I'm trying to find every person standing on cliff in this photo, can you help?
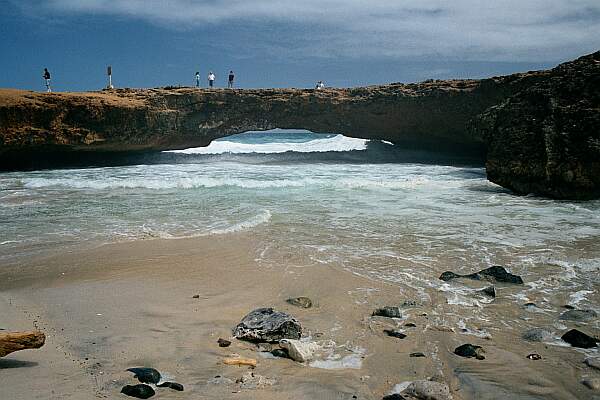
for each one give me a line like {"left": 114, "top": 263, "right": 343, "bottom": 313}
{"left": 228, "top": 71, "right": 235, "bottom": 88}
{"left": 43, "top": 68, "right": 51, "bottom": 92}
{"left": 195, "top": 71, "right": 200, "bottom": 88}
{"left": 208, "top": 71, "right": 215, "bottom": 88}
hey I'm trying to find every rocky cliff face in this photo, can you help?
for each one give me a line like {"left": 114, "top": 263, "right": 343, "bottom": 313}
{"left": 0, "top": 51, "right": 598, "bottom": 199}
{"left": 473, "top": 51, "right": 600, "bottom": 199}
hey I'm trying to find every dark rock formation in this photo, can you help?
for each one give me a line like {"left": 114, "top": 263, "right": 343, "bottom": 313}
{"left": 157, "top": 382, "right": 184, "bottom": 391}
{"left": 474, "top": 51, "right": 600, "bottom": 199}
{"left": 373, "top": 306, "right": 402, "bottom": 318}
{"left": 126, "top": 367, "right": 161, "bottom": 384}
{"left": 559, "top": 309, "right": 597, "bottom": 322}
{"left": 286, "top": 297, "right": 313, "bottom": 309}
{"left": 454, "top": 344, "right": 485, "bottom": 360}
{"left": 382, "top": 395, "right": 406, "bottom": 400}
{"left": 1, "top": 51, "right": 597, "bottom": 198}
{"left": 217, "top": 338, "right": 231, "bottom": 347}
{"left": 410, "top": 352, "right": 426, "bottom": 358}
{"left": 120, "top": 384, "right": 155, "bottom": 399}
{"left": 233, "top": 308, "right": 301, "bottom": 343}
{"left": 440, "top": 266, "right": 523, "bottom": 284}
{"left": 561, "top": 329, "right": 598, "bottom": 348}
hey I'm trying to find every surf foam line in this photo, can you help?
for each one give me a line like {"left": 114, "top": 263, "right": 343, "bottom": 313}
{"left": 165, "top": 134, "right": 368, "bottom": 154}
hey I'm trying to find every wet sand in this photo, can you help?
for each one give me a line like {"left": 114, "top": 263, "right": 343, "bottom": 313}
{"left": 0, "top": 233, "right": 597, "bottom": 399}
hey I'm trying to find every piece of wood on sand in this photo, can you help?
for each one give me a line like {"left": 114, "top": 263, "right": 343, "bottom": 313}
{"left": 0, "top": 331, "right": 46, "bottom": 357}
{"left": 223, "top": 357, "right": 257, "bottom": 367}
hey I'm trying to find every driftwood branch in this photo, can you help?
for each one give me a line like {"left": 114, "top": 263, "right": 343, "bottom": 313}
{"left": 0, "top": 331, "right": 46, "bottom": 357}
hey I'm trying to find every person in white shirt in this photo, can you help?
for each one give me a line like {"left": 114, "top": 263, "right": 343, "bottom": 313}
{"left": 208, "top": 72, "right": 216, "bottom": 88}
{"left": 195, "top": 72, "right": 200, "bottom": 88}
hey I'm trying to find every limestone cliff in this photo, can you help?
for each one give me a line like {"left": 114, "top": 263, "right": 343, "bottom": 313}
{"left": 0, "top": 51, "right": 598, "bottom": 199}
{"left": 473, "top": 51, "right": 600, "bottom": 199}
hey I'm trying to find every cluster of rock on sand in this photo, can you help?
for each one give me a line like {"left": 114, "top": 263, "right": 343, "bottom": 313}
{"left": 113, "top": 265, "right": 598, "bottom": 399}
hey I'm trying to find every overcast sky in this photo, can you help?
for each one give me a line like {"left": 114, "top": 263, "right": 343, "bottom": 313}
{"left": 2, "top": 0, "right": 599, "bottom": 91}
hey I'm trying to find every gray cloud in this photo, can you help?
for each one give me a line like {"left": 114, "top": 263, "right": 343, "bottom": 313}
{"left": 20, "top": 0, "right": 600, "bottom": 61}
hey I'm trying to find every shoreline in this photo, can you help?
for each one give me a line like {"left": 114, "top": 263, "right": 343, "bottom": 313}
{"left": 0, "top": 233, "right": 597, "bottom": 399}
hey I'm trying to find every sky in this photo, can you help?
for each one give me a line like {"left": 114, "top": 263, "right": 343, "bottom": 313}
{"left": 1, "top": 0, "right": 599, "bottom": 91}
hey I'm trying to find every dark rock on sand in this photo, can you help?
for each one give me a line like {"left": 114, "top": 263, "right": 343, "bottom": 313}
{"left": 440, "top": 266, "right": 523, "bottom": 284}
{"left": 286, "top": 297, "right": 313, "bottom": 309}
{"left": 559, "top": 309, "right": 597, "bottom": 322}
{"left": 401, "top": 300, "right": 419, "bottom": 307}
{"left": 410, "top": 352, "right": 426, "bottom": 358}
{"left": 271, "top": 348, "right": 291, "bottom": 359}
{"left": 481, "top": 286, "right": 496, "bottom": 298}
{"left": 121, "top": 384, "right": 155, "bottom": 399}
{"left": 585, "top": 356, "right": 600, "bottom": 371}
{"left": 192, "top": 294, "right": 200, "bottom": 299}
{"left": 126, "top": 367, "right": 161, "bottom": 384}
{"left": 373, "top": 306, "right": 402, "bottom": 318}
{"left": 454, "top": 344, "right": 485, "bottom": 360}
{"left": 217, "top": 338, "right": 231, "bottom": 347}
{"left": 233, "top": 308, "right": 301, "bottom": 343}
{"left": 157, "top": 382, "right": 184, "bottom": 391}
{"left": 564, "top": 305, "right": 575, "bottom": 310}
{"left": 527, "top": 353, "right": 542, "bottom": 360}
{"left": 384, "top": 329, "right": 407, "bottom": 339}
{"left": 522, "top": 328, "right": 552, "bottom": 342}
{"left": 404, "top": 322, "right": 417, "bottom": 328}
{"left": 561, "top": 329, "right": 598, "bottom": 348}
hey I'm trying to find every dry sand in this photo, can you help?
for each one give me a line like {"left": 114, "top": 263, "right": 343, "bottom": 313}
{"left": 0, "top": 233, "right": 596, "bottom": 399}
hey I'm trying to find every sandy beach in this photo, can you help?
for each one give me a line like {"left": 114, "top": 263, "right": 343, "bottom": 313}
{"left": 1, "top": 231, "right": 597, "bottom": 400}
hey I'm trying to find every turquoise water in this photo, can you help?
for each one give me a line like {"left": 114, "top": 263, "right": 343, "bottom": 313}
{"left": 1, "top": 130, "right": 599, "bottom": 311}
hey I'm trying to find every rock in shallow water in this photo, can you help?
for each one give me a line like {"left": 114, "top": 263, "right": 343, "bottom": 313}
{"left": 454, "top": 344, "right": 485, "bottom": 360}
{"left": 480, "top": 286, "right": 496, "bottom": 298}
{"left": 440, "top": 266, "right": 523, "bottom": 284}
{"left": 561, "top": 329, "right": 598, "bottom": 348}
{"left": 126, "top": 367, "right": 161, "bottom": 384}
{"left": 372, "top": 306, "right": 402, "bottom": 318}
{"left": 286, "top": 297, "right": 313, "bottom": 308}
{"left": 121, "top": 384, "right": 155, "bottom": 399}
{"left": 522, "top": 328, "right": 552, "bottom": 342}
{"left": 233, "top": 308, "right": 301, "bottom": 343}
{"left": 559, "top": 309, "right": 597, "bottom": 322}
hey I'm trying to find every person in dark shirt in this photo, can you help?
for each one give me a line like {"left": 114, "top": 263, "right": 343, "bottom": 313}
{"left": 43, "top": 68, "right": 51, "bottom": 92}
{"left": 228, "top": 71, "right": 235, "bottom": 88}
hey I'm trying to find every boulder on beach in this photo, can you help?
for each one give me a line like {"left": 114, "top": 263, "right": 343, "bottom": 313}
{"left": 233, "top": 308, "right": 301, "bottom": 343}
{"left": 217, "top": 338, "right": 231, "bottom": 347}
{"left": 561, "top": 329, "right": 598, "bottom": 348}
{"left": 372, "top": 306, "right": 402, "bottom": 318}
{"left": 279, "top": 339, "right": 319, "bottom": 362}
{"left": 126, "top": 367, "right": 161, "bottom": 384}
{"left": 480, "top": 286, "right": 496, "bottom": 298}
{"left": 121, "top": 384, "right": 155, "bottom": 399}
{"left": 559, "top": 309, "right": 597, "bottom": 322}
{"left": 440, "top": 266, "right": 523, "bottom": 284}
{"left": 454, "top": 344, "right": 485, "bottom": 360}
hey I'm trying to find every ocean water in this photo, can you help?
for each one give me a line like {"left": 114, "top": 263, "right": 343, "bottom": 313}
{"left": 1, "top": 130, "right": 600, "bottom": 316}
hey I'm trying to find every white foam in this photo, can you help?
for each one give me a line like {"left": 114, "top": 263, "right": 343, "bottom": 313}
{"left": 209, "top": 210, "right": 272, "bottom": 235}
{"left": 569, "top": 290, "right": 594, "bottom": 306}
{"left": 167, "top": 134, "right": 368, "bottom": 154}
{"left": 309, "top": 354, "right": 363, "bottom": 370}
